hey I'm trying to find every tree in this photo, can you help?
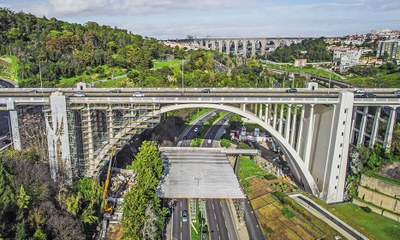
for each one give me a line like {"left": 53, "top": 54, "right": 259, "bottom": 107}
{"left": 17, "top": 185, "right": 30, "bottom": 210}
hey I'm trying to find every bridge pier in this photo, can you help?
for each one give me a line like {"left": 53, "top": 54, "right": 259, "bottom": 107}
{"left": 290, "top": 105, "right": 298, "bottom": 146}
{"left": 369, "top": 107, "right": 381, "bottom": 147}
{"left": 251, "top": 40, "right": 256, "bottom": 56}
{"left": 383, "top": 106, "right": 397, "bottom": 150}
{"left": 285, "top": 104, "right": 292, "bottom": 140}
{"left": 273, "top": 104, "right": 278, "bottom": 129}
{"left": 6, "top": 100, "right": 22, "bottom": 150}
{"left": 278, "top": 104, "right": 284, "bottom": 135}
{"left": 234, "top": 40, "right": 239, "bottom": 55}
{"left": 296, "top": 106, "right": 305, "bottom": 152}
{"left": 243, "top": 40, "right": 247, "bottom": 56}
{"left": 303, "top": 104, "right": 315, "bottom": 169}
{"left": 357, "top": 107, "right": 369, "bottom": 146}
{"left": 264, "top": 104, "right": 269, "bottom": 123}
{"left": 218, "top": 40, "right": 223, "bottom": 53}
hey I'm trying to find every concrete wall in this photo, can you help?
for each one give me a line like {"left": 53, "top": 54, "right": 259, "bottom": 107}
{"left": 353, "top": 198, "right": 400, "bottom": 222}
{"left": 360, "top": 174, "right": 400, "bottom": 198}
{"left": 358, "top": 186, "right": 400, "bottom": 214}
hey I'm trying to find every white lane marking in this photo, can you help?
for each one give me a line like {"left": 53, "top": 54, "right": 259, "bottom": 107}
{"left": 180, "top": 231, "right": 182, "bottom": 239}
{"left": 216, "top": 224, "right": 219, "bottom": 232}
{"left": 212, "top": 203, "right": 215, "bottom": 210}
{"left": 180, "top": 221, "right": 182, "bottom": 228}
{"left": 228, "top": 232, "right": 231, "bottom": 239}
{"left": 214, "top": 213, "right": 217, "bottom": 220}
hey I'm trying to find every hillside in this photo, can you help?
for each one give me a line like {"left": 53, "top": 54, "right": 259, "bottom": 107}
{"left": 0, "top": 8, "right": 171, "bottom": 87}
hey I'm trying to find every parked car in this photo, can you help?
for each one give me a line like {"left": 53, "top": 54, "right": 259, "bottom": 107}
{"left": 73, "top": 92, "right": 86, "bottom": 97}
{"left": 181, "top": 210, "right": 188, "bottom": 222}
{"left": 356, "top": 92, "right": 376, "bottom": 98}
{"left": 285, "top": 88, "right": 297, "bottom": 93}
{"left": 201, "top": 88, "right": 210, "bottom": 93}
{"left": 132, "top": 92, "right": 144, "bottom": 97}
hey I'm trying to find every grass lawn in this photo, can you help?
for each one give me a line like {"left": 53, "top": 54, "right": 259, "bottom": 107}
{"left": 238, "top": 156, "right": 268, "bottom": 191}
{"left": 0, "top": 55, "right": 20, "bottom": 83}
{"left": 265, "top": 63, "right": 341, "bottom": 80}
{"left": 154, "top": 59, "right": 183, "bottom": 70}
{"left": 333, "top": 203, "right": 400, "bottom": 240}
{"left": 345, "top": 71, "right": 400, "bottom": 88}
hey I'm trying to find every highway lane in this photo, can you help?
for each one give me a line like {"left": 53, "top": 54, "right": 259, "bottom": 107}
{"left": 201, "top": 113, "right": 239, "bottom": 240}
{"left": 171, "top": 199, "right": 190, "bottom": 240}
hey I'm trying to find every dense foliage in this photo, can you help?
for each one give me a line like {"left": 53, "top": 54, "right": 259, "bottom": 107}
{"left": 267, "top": 38, "right": 332, "bottom": 63}
{"left": 122, "top": 141, "right": 164, "bottom": 239}
{"left": 0, "top": 8, "right": 170, "bottom": 87}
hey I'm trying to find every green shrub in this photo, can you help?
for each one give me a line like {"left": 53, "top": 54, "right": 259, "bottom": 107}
{"left": 263, "top": 174, "right": 277, "bottom": 180}
{"left": 220, "top": 139, "right": 231, "bottom": 148}
{"left": 361, "top": 206, "right": 372, "bottom": 213}
{"left": 272, "top": 191, "right": 286, "bottom": 204}
{"left": 281, "top": 207, "right": 295, "bottom": 219}
{"left": 237, "top": 142, "right": 251, "bottom": 149}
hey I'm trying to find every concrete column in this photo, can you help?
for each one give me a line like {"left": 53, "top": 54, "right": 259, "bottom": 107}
{"left": 296, "top": 106, "right": 305, "bottom": 152}
{"left": 357, "top": 107, "right": 369, "bottom": 146}
{"left": 278, "top": 104, "right": 284, "bottom": 135}
{"left": 241, "top": 103, "right": 246, "bottom": 112}
{"left": 383, "top": 107, "right": 397, "bottom": 150}
{"left": 285, "top": 104, "right": 292, "bottom": 140}
{"left": 251, "top": 40, "right": 256, "bottom": 56}
{"left": 260, "top": 40, "right": 267, "bottom": 56}
{"left": 350, "top": 107, "right": 358, "bottom": 145}
{"left": 369, "top": 107, "right": 381, "bottom": 147}
{"left": 234, "top": 40, "right": 239, "bottom": 55}
{"left": 267, "top": 103, "right": 272, "bottom": 124}
{"left": 258, "top": 104, "right": 263, "bottom": 119}
{"left": 226, "top": 41, "right": 230, "bottom": 55}
{"left": 211, "top": 41, "right": 216, "bottom": 51}
{"left": 218, "top": 40, "right": 223, "bottom": 53}
{"left": 304, "top": 104, "right": 315, "bottom": 168}
{"left": 273, "top": 104, "right": 278, "bottom": 129}
{"left": 290, "top": 105, "right": 298, "bottom": 146}
{"left": 107, "top": 108, "right": 114, "bottom": 139}
{"left": 264, "top": 104, "right": 269, "bottom": 123}
{"left": 243, "top": 40, "right": 247, "bottom": 56}
{"left": 6, "top": 100, "right": 21, "bottom": 150}
{"left": 85, "top": 105, "right": 95, "bottom": 168}
{"left": 254, "top": 104, "right": 258, "bottom": 116}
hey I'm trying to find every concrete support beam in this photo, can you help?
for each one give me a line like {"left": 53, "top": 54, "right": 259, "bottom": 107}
{"left": 369, "top": 107, "right": 381, "bottom": 147}
{"left": 290, "top": 105, "right": 298, "bottom": 146}
{"left": 234, "top": 40, "right": 239, "bottom": 55}
{"left": 85, "top": 105, "right": 95, "bottom": 171}
{"left": 243, "top": 40, "right": 247, "bottom": 56}
{"left": 218, "top": 40, "right": 223, "bottom": 53}
{"left": 273, "top": 104, "right": 278, "bottom": 130}
{"left": 226, "top": 41, "right": 230, "bottom": 55}
{"left": 6, "top": 100, "right": 21, "bottom": 150}
{"left": 251, "top": 40, "right": 256, "bottom": 56}
{"left": 254, "top": 103, "right": 258, "bottom": 116}
{"left": 265, "top": 104, "right": 269, "bottom": 123}
{"left": 241, "top": 103, "right": 246, "bottom": 112}
{"left": 303, "top": 104, "right": 315, "bottom": 168}
{"left": 260, "top": 40, "right": 267, "bottom": 56}
{"left": 285, "top": 104, "right": 292, "bottom": 140}
{"left": 278, "top": 104, "right": 284, "bottom": 135}
{"left": 107, "top": 108, "right": 114, "bottom": 139}
{"left": 383, "top": 106, "right": 397, "bottom": 150}
{"left": 296, "top": 106, "right": 305, "bottom": 153}
{"left": 258, "top": 104, "right": 263, "bottom": 119}
{"left": 357, "top": 107, "right": 369, "bottom": 146}
{"left": 211, "top": 41, "right": 216, "bottom": 51}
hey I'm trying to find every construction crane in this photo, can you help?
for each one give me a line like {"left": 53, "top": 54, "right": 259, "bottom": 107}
{"left": 102, "top": 146, "right": 116, "bottom": 213}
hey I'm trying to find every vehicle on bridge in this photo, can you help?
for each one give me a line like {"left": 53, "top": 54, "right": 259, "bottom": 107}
{"left": 285, "top": 88, "right": 297, "bottom": 93}
{"left": 73, "top": 92, "right": 86, "bottom": 97}
{"left": 201, "top": 88, "right": 210, "bottom": 93}
{"left": 132, "top": 92, "right": 144, "bottom": 97}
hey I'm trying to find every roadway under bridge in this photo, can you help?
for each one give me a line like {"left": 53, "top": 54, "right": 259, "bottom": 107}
{"left": 1, "top": 85, "right": 399, "bottom": 203}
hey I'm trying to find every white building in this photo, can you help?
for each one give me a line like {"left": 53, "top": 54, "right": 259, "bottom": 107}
{"left": 332, "top": 49, "right": 362, "bottom": 72}
{"left": 376, "top": 40, "right": 400, "bottom": 60}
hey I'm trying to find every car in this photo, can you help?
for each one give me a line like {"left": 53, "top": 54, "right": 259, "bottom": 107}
{"left": 354, "top": 88, "right": 366, "bottom": 93}
{"left": 73, "top": 92, "right": 86, "bottom": 97}
{"left": 356, "top": 92, "right": 376, "bottom": 98}
{"left": 110, "top": 89, "right": 122, "bottom": 93}
{"left": 181, "top": 210, "right": 188, "bottom": 222}
{"left": 282, "top": 166, "right": 291, "bottom": 172}
{"left": 29, "top": 90, "right": 38, "bottom": 93}
{"left": 132, "top": 92, "right": 144, "bottom": 97}
{"left": 193, "top": 127, "right": 199, "bottom": 132}
{"left": 183, "top": 136, "right": 188, "bottom": 140}
{"left": 285, "top": 88, "right": 297, "bottom": 93}
{"left": 393, "top": 90, "right": 400, "bottom": 96}
{"left": 201, "top": 88, "right": 210, "bottom": 93}
{"left": 2, "top": 139, "right": 11, "bottom": 145}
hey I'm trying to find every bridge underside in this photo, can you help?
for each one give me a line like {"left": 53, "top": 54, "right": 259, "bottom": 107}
{"left": 157, "top": 148, "right": 245, "bottom": 199}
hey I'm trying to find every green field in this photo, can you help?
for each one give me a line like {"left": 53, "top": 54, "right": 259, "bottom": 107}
{"left": 265, "top": 63, "right": 342, "bottom": 80}
{"left": 153, "top": 59, "right": 183, "bottom": 70}
{"left": 345, "top": 71, "right": 400, "bottom": 88}
{"left": 0, "top": 55, "right": 20, "bottom": 83}
{"left": 238, "top": 156, "right": 267, "bottom": 191}
{"left": 333, "top": 203, "right": 400, "bottom": 240}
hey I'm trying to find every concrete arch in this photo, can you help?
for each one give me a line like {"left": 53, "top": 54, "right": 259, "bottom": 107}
{"left": 156, "top": 103, "right": 320, "bottom": 196}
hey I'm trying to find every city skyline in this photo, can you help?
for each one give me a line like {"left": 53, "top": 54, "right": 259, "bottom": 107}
{"left": 2, "top": 0, "right": 400, "bottom": 39}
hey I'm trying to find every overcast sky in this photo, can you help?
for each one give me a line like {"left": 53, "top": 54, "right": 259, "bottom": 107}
{"left": 2, "top": 0, "right": 400, "bottom": 39}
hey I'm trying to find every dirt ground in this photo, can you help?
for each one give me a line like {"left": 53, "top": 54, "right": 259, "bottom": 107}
{"left": 380, "top": 162, "right": 400, "bottom": 180}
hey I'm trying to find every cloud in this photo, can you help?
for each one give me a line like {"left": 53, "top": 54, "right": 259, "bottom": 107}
{"left": 14, "top": 0, "right": 253, "bottom": 17}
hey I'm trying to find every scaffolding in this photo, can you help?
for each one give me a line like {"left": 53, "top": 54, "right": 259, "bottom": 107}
{"left": 65, "top": 101, "right": 161, "bottom": 178}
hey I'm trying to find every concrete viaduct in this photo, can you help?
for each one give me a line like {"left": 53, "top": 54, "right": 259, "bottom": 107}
{"left": 1, "top": 85, "right": 399, "bottom": 204}
{"left": 164, "top": 37, "right": 310, "bottom": 57}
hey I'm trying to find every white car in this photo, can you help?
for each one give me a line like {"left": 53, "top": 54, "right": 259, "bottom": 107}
{"left": 354, "top": 88, "right": 366, "bottom": 93}
{"left": 132, "top": 92, "right": 144, "bottom": 97}
{"left": 73, "top": 92, "right": 86, "bottom": 97}
{"left": 193, "top": 127, "right": 199, "bottom": 132}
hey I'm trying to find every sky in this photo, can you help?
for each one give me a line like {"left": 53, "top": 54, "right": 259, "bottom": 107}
{"left": 1, "top": 0, "right": 400, "bottom": 39}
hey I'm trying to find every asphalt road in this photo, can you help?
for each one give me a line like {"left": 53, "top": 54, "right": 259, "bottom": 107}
{"left": 201, "top": 113, "right": 238, "bottom": 240}
{"left": 171, "top": 199, "right": 190, "bottom": 240}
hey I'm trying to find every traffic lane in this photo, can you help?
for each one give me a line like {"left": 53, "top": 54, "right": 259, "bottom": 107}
{"left": 172, "top": 199, "right": 190, "bottom": 240}
{"left": 244, "top": 200, "right": 265, "bottom": 240}
{"left": 0, "top": 79, "right": 16, "bottom": 88}
{"left": 206, "top": 200, "right": 230, "bottom": 240}
{"left": 202, "top": 114, "right": 230, "bottom": 148}
{"left": 220, "top": 200, "right": 238, "bottom": 240}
